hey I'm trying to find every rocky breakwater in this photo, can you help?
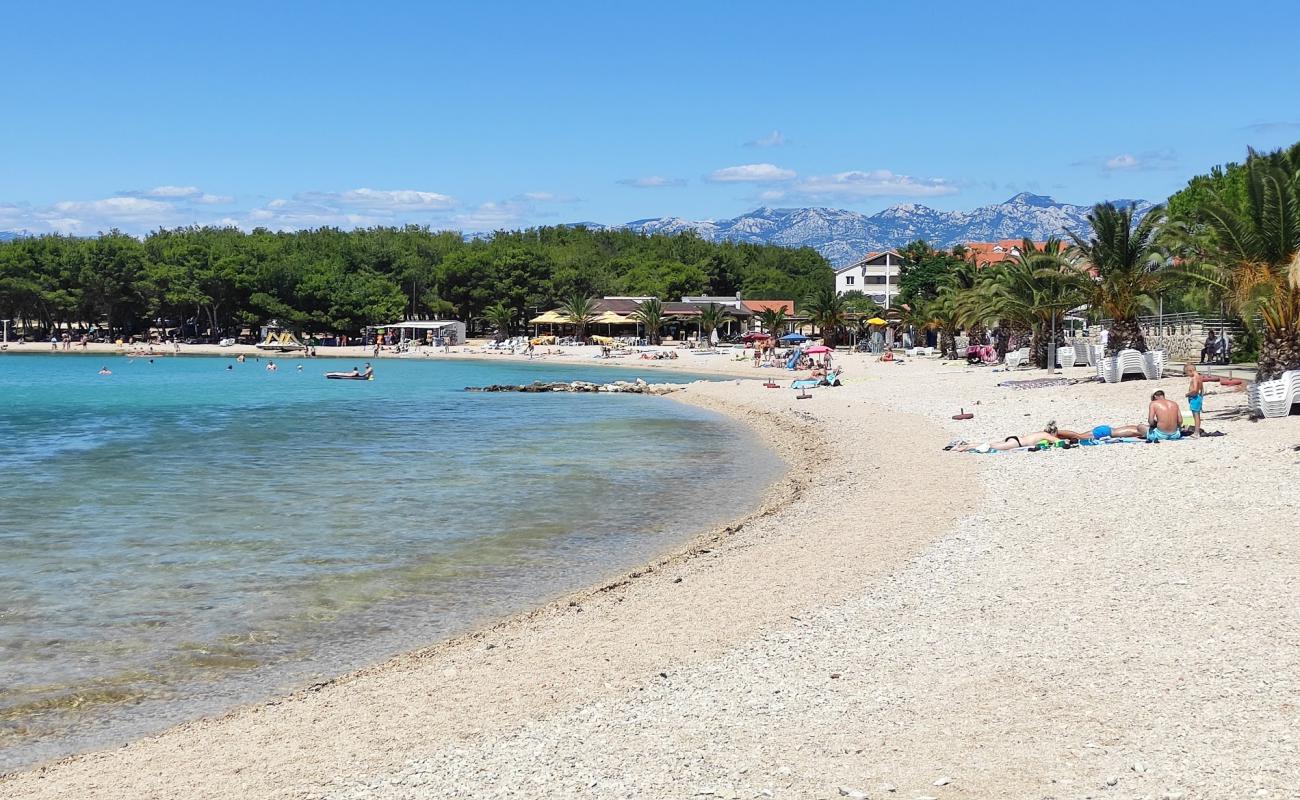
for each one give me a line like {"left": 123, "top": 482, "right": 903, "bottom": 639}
{"left": 465, "top": 378, "right": 684, "bottom": 395}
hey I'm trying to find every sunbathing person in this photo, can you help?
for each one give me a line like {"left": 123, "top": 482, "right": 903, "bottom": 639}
{"left": 1045, "top": 421, "right": 1148, "bottom": 441}
{"left": 1147, "top": 390, "right": 1183, "bottom": 441}
{"left": 955, "top": 431, "right": 1061, "bottom": 452}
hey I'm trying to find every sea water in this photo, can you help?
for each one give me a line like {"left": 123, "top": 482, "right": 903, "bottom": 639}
{"left": 0, "top": 353, "right": 782, "bottom": 770}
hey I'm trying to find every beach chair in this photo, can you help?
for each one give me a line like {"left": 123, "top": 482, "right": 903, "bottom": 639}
{"left": 1055, "top": 346, "right": 1076, "bottom": 368}
{"left": 1248, "top": 369, "right": 1300, "bottom": 418}
{"left": 1004, "top": 347, "right": 1031, "bottom": 369}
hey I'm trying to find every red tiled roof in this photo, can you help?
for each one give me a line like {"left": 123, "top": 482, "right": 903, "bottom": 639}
{"left": 964, "top": 240, "right": 1051, "bottom": 264}
{"left": 742, "top": 300, "right": 794, "bottom": 314}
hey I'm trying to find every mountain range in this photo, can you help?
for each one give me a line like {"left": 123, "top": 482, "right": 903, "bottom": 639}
{"left": 585, "top": 193, "right": 1154, "bottom": 266}
{"left": 1, "top": 193, "right": 1152, "bottom": 266}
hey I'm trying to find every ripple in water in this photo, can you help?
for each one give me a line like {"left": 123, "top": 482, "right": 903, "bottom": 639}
{"left": 0, "top": 354, "right": 783, "bottom": 770}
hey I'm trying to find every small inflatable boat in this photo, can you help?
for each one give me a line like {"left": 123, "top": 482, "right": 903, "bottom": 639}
{"left": 325, "top": 372, "right": 373, "bottom": 380}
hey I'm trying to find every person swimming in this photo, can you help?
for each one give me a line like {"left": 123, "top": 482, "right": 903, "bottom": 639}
{"left": 98, "top": 366, "right": 111, "bottom": 375}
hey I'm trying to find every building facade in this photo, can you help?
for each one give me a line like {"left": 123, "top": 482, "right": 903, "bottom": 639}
{"left": 834, "top": 251, "right": 903, "bottom": 306}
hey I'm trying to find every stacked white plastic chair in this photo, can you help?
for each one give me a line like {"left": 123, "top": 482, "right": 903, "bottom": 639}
{"left": 1004, "top": 347, "right": 1031, "bottom": 369}
{"left": 1073, "top": 341, "right": 1091, "bottom": 365}
{"left": 1142, "top": 349, "right": 1167, "bottom": 379}
{"left": 1055, "top": 346, "right": 1077, "bottom": 368}
{"left": 1097, "top": 348, "right": 1150, "bottom": 382}
{"left": 1073, "top": 342, "right": 1103, "bottom": 366}
{"left": 1248, "top": 369, "right": 1300, "bottom": 418}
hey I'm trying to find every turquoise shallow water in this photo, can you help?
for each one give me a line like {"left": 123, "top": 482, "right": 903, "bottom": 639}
{"left": 0, "top": 353, "right": 781, "bottom": 770}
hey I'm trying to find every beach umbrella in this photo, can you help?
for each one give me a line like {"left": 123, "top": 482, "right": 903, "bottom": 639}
{"left": 866, "top": 317, "right": 887, "bottom": 326}
{"left": 780, "top": 333, "right": 809, "bottom": 343}
{"left": 742, "top": 331, "right": 770, "bottom": 341}
{"left": 805, "top": 345, "right": 831, "bottom": 354}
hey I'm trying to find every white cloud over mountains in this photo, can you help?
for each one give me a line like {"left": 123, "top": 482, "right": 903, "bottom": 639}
{"left": 1072, "top": 149, "right": 1178, "bottom": 174}
{"left": 705, "top": 163, "right": 797, "bottom": 183}
{"left": 794, "top": 169, "right": 957, "bottom": 199}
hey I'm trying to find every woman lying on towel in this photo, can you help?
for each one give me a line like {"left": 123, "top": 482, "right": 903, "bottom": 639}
{"left": 952, "top": 431, "right": 1062, "bottom": 452}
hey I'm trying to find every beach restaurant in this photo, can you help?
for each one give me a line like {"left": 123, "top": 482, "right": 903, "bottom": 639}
{"left": 373, "top": 319, "right": 467, "bottom": 346}
{"left": 530, "top": 296, "right": 794, "bottom": 340}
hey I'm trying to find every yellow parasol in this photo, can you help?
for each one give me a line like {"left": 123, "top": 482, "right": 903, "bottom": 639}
{"left": 866, "top": 317, "right": 887, "bottom": 325}
{"left": 529, "top": 310, "right": 569, "bottom": 324}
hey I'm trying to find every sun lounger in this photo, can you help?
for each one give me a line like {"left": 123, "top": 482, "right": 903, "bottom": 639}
{"left": 1055, "top": 346, "right": 1076, "bottom": 368}
{"left": 1248, "top": 369, "right": 1300, "bottom": 418}
{"left": 1004, "top": 347, "right": 1031, "bottom": 369}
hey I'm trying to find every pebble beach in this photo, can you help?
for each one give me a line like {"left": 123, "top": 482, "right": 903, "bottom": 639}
{"left": 4, "top": 347, "right": 1298, "bottom": 799}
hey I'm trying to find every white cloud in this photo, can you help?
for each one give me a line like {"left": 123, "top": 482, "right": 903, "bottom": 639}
{"left": 1074, "top": 150, "right": 1178, "bottom": 173}
{"left": 794, "top": 169, "right": 956, "bottom": 198}
{"left": 117, "top": 185, "right": 234, "bottom": 205}
{"left": 36, "top": 197, "right": 179, "bottom": 233}
{"left": 453, "top": 201, "right": 530, "bottom": 231}
{"left": 514, "top": 191, "right": 578, "bottom": 203}
{"left": 135, "top": 185, "right": 203, "bottom": 198}
{"left": 756, "top": 189, "right": 787, "bottom": 202}
{"left": 1242, "top": 121, "right": 1300, "bottom": 133}
{"left": 0, "top": 184, "right": 560, "bottom": 235}
{"left": 744, "top": 130, "right": 787, "bottom": 148}
{"left": 705, "top": 163, "right": 797, "bottom": 183}
{"left": 303, "top": 188, "right": 456, "bottom": 211}
{"left": 617, "top": 176, "right": 687, "bottom": 188}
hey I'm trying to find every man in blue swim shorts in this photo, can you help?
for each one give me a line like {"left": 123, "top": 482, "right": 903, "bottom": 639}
{"left": 1147, "top": 390, "right": 1183, "bottom": 441}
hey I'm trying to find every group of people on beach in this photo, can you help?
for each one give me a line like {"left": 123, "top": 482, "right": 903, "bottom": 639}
{"left": 954, "top": 364, "right": 1211, "bottom": 453}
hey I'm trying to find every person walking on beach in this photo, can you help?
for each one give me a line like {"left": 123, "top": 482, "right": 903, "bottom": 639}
{"left": 1147, "top": 390, "right": 1183, "bottom": 441}
{"left": 1185, "top": 363, "right": 1205, "bottom": 437}
{"left": 1098, "top": 326, "right": 1110, "bottom": 355}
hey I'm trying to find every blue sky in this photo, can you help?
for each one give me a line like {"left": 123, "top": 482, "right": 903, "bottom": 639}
{"left": 3, "top": 0, "right": 1298, "bottom": 235}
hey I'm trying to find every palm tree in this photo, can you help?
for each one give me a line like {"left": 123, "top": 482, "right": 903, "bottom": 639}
{"left": 696, "top": 303, "right": 731, "bottom": 346}
{"left": 943, "top": 255, "right": 986, "bottom": 347}
{"left": 559, "top": 294, "right": 599, "bottom": 343}
{"left": 482, "top": 302, "right": 516, "bottom": 342}
{"left": 632, "top": 297, "right": 666, "bottom": 345}
{"left": 1177, "top": 144, "right": 1300, "bottom": 381}
{"left": 756, "top": 306, "right": 787, "bottom": 338}
{"left": 1067, "top": 202, "right": 1167, "bottom": 355}
{"left": 802, "top": 285, "right": 848, "bottom": 347}
{"left": 925, "top": 291, "right": 963, "bottom": 360}
{"left": 983, "top": 244, "right": 1090, "bottom": 367}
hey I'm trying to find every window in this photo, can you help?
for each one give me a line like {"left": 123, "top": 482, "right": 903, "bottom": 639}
{"left": 844, "top": 275, "right": 855, "bottom": 285}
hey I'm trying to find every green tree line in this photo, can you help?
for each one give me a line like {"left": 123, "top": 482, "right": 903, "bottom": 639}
{"left": 0, "top": 225, "right": 832, "bottom": 338}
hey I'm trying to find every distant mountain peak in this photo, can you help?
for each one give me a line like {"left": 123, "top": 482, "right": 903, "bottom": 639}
{"left": 1006, "top": 192, "right": 1057, "bottom": 207}
{"left": 596, "top": 195, "right": 1152, "bottom": 266}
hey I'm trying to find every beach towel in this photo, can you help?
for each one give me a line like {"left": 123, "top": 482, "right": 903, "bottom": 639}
{"left": 790, "top": 379, "right": 819, "bottom": 390}
{"left": 997, "top": 377, "right": 1078, "bottom": 390}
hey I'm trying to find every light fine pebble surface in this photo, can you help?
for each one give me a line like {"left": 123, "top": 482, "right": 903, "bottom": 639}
{"left": 3, "top": 353, "right": 1298, "bottom": 799}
